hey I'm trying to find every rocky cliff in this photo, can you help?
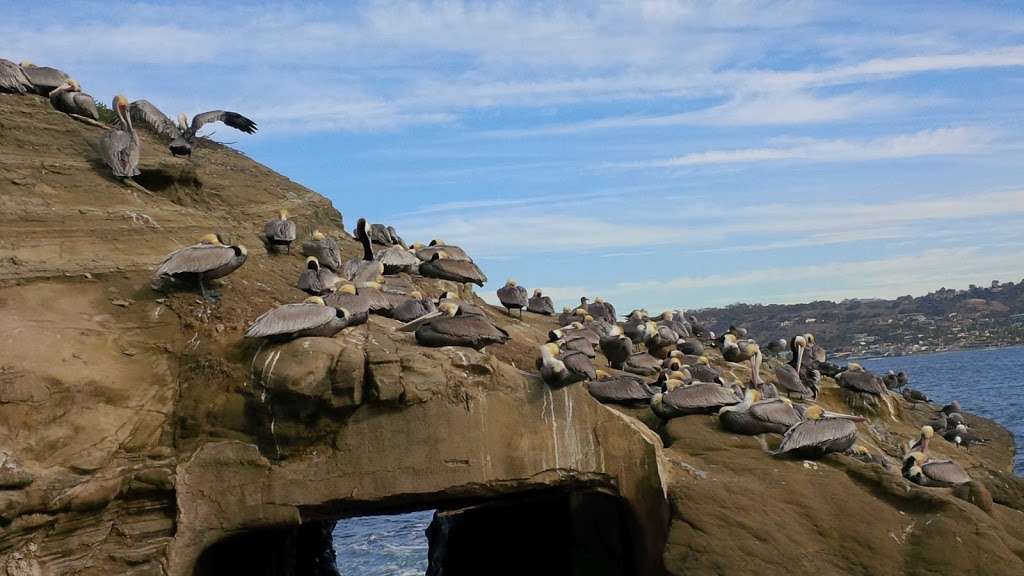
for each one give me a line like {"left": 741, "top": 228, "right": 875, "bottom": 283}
{"left": 0, "top": 92, "right": 1022, "bottom": 576}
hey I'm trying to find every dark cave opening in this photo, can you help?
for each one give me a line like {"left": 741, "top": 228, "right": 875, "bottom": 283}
{"left": 193, "top": 488, "right": 636, "bottom": 576}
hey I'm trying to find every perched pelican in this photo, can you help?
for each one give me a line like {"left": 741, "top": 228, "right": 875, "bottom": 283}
{"left": 301, "top": 230, "right": 342, "bottom": 271}
{"left": 774, "top": 405, "right": 864, "bottom": 458}
{"left": 587, "top": 370, "right": 655, "bottom": 405}
{"left": 623, "top": 312, "right": 654, "bottom": 347}
{"left": 677, "top": 338, "right": 704, "bottom": 356}
{"left": 152, "top": 233, "right": 247, "bottom": 300}
{"left": 496, "top": 280, "right": 528, "bottom": 317}
{"left": 902, "top": 387, "right": 930, "bottom": 403}
{"left": 415, "top": 241, "right": 471, "bottom": 262}
{"left": 322, "top": 284, "right": 371, "bottom": 324}
{"left": 527, "top": 289, "right": 554, "bottom": 315}
{"left": 907, "top": 425, "right": 934, "bottom": 453}
{"left": 244, "top": 296, "right": 352, "bottom": 341}
{"left": 18, "top": 61, "right": 69, "bottom": 95}
{"left": 651, "top": 382, "right": 741, "bottom": 419}
{"left": 687, "top": 356, "right": 723, "bottom": 384}
{"left": 341, "top": 218, "right": 385, "bottom": 284}
{"left": 837, "top": 364, "right": 893, "bottom": 415}
{"left": 398, "top": 302, "right": 508, "bottom": 350}
{"left": 418, "top": 251, "right": 487, "bottom": 286}
{"left": 624, "top": 351, "right": 661, "bottom": 376}
{"left": 883, "top": 370, "right": 909, "bottom": 391}
{"left": 263, "top": 209, "right": 297, "bottom": 254}
{"left": 0, "top": 59, "right": 32, "bottom": 93}
{"left": 48, "top": 79, "right": 98, "bottom": 120}
{"left": 391, "top": 291, "right": 436, "bottom": 323}
{"left": 100, "top": 95, "right": 140, "bottom": 180}
{"left": 538, "top": 342, "right": 595, "bottom": 387}
{"left": 721, "top": 334, "right": 763, "bottom": 389}
{"left": 550, "top": 322, "right": 599, "bottom": 349}
{"left": 719, "top": 390, "right": 800, "bottom": 435}
{"left": 944, "top": 424, "right": 988, "bottom": 451}
{"left": 688, "top": 315, "right": 710, "bottom": 338}
{"left": 599, "top": 325, "right": 633, "bottom": 369}
{"left": 763, "top": 338, "right": 788, "bottom": 357}
{"left": 129, "top": 100, "right": 256, "bottom": 157}
{"left": 774, "top": 362, "right": 814, "bottom": 399}
{"left": 657, "top": 310, "right": 691, "bottom": 338}
{"left": 376, "top": 244, "right": 419, "bottom": 274}
{"left": 587, "top": 298, "right": 616, "bottom": 323}
{"left": 940, "top": 400, "right": 961, "bottom": 416}
{"left": 297, "top": 256, "right": 341, "bottom": 296}
{"left": 902, "top": 452, "right": 971, "bottom": 487}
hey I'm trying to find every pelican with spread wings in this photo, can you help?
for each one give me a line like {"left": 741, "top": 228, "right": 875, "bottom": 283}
{"left": 129, "top": 99, "right": 257, "bottom": 157}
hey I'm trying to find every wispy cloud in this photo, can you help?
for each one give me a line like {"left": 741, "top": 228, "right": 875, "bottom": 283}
{"left": 608, "top": 127, "right": 997, "bottom": 169}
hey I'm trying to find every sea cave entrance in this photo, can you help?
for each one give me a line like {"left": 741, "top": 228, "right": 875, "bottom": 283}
{"left": 193, "top": 487, "right": 638, "bottom": 576}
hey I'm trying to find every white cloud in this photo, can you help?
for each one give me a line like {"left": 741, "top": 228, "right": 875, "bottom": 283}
{"left": 610, "top": 127, "right": 996, "bottom": 169}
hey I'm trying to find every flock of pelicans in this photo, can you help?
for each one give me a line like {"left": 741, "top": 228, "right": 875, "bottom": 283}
{"left": 1, "top": 58, "right": 257, "bottom": 190}
{"left": 5, "top": 58, "right": 983, "bottom": 493}
{"left": 149, "top": 211, "right": 983, "bottom": 491}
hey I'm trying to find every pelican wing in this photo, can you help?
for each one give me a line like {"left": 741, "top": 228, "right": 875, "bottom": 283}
{"left": 838, "top": 370, "right": 885, "bottom": 395}
{"left": 155, "top": 244, "right": 236, "bottom": 277}
{"left": 664, "top": 383, "right": 739, "bottom": 410}
{"left": 264, "top": 218, "right": 296, "bottom": 242}
{"left": 922, "top": 460, "right": 971, "bottom": 485}
{"left": 0, "top": 59, "right": 32, "bottom": 93}
{"left": 749, "top": 399, "right": 802, "bottom": 427}
{"left": 774, "top": 363, "right": 810, "bottom": 395}
{"left": 561, "top": 350, "right": 596, "bottom": 381}
{"left": 130, "top": 100, "right": 181, "bottom": 139}
{"left": 528, "top": 295, "right": 554, "bottom": 315}
{"left": 375, "top": 245, "right": 419, "bottom": 267}
{"left": 301, "top": 238, "right": 342, "bottom": 270}
{"left": 100, "top": 128, "right": 140, "bottom": 177}
{"left": 777, "top": 418, "right": 857, "bottom": 455}
{"left": 341, "top": 259, "right": 384, "bottom": 283}
{"left": 189, "top": 110, "right": 257, "bottom": 137}
{"left": 245, "top": 303, "right": 335, "bottom": 338}
{"left": 497, "top": 285, "right": 528, "bottom": 308}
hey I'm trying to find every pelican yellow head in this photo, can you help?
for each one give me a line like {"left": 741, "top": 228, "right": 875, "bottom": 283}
{"left": 278, "top": 208, "right": 289, "bottom": 220}
{"left": 311, "top": 230, "right": 325, "bottom": 241}
{"left": 303, "top": 296, "right": 326, "bottom": 305}
{"left": 804, "top": 405, "right": 825, "bottom": 420}
{"left": 339, "top": 284, "right": 357, "bottom": 295}
{"left": 198, "top": 233, "right": 222, "bottom": 245}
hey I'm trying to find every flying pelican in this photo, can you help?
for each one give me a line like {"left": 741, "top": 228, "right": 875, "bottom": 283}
{"left": 538, "top": 342, "right": 595, "bottom": 387}
{"left": 151, "top": 233, "right": 247, "bottom": 300}
{"left": 244, "top": 296, "right": 353, "bottom": 341}
{"left": 48, "top": 79, "right": 98, "bottom": 120}
{"left": 129, "top": 100, "right": 256, "bottom": 157}
{"left": 100, "top": 95, "right": 141, "bottom": 181}
{"left": 527, "top": 289, "right": 554, "bottom": 315}
{"left": 397, "top": 302, "right": 508, "bottom": 350}
{"left": 651, "top": 382, "right": 741, "bottom": 419}
{"left": 496, "top": 280, "right": 528, "bottom": 317}
{"left": 301, "top": 230, "right": 342, "bottom": 271}
{"left": 719, "top": 389, "right": 801, "bottom": 435}
{"left": 902, "top": 452, "right": 971, "bottom": 487}
{"left": 418, "top": 251, "right": 487, "bottom": 286}
{"left": 599, "top": 325, "right": 633, "bottom": 370}
{"left": 263, "top": 209, "right": 297, "bottom": 254}
{"left": 774, "top": 405, "right": 865, "bottom": 458}
{"left": 0, "top": 58, "right": 32, "bottom": 93}
{"left": 587, "top": 370, "right": 655, "bottom": 405}
{"left": 18, "top": 61, "right": 69, "bottom": 95}
{"left": 297, "top": 256, "right": 341, "bottom": 296}
{"left": 391, "top": 290, "right": 436, "bottom": 323}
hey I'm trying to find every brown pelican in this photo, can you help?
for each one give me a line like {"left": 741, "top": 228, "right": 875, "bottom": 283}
{"left": 774, "top": 405, "right": 864, "bottom": 458}
{"left": 763, "top": 338, "right": 788, "bottom": 357}
{"left": 782, "top": 335, "right": 820, "bottom": 398}
{"left": 342, "top": 219, "right": 385, "bottom": 284}
{"left": 774, "top": 362, "right": 814, "bottom": 399}
{"left": 301, "top": 230, "right": 342, "bottom": 271}
{"left": 587, "top": 370, "right": 655, "bottom": 405}
{"left": 944, "top": 424, "right": 988, "bottom": 451}
{"left": 902, "top": 452, "right": 971, "bottom": 486}
{"left": 527, "top": 289, "right": 554, "bottom": 315}
{"left": 415, "top": 241, "right": 471, "bottom": 262}
{"left": 940, "top": 400, "right": 962, "bottom": 416}
{"left": 244, "top": 296, "right": 352, "bottom": 341}
{"left": 152, "top": 233, "right": 247, "bottom": 300}
{"left": 677, "top": 338, "right": 704, "bottom": 356}
{"left": 550, "top": 322, "right": 599, "bottom": 348}
{"left": 907, "top": 425, "right": 934, "bottom": 453}
{"left": 367, "top": 223, "right": 404, "bottom": 247}
{"left": 687, "top": 356, "right": 723, "bottom": 384}
{"left": 391, "top": 291, "right": 436, "bottom": 323}
{"left": 0, "top": 59, "right": 32, "bottom": 93}
{"left": 586, "top": 298, "right": 616, "bottom": 323}
{"left": 100, "top": 95, "right": 141, "bottom": 180}
{"left": 721, "top": 334, "right": 763, "bottom": 390}
{"left": 688, "top": 314, "right": 711, "bottom": 338}
{"left": 599, "top": 325, "right": 633, "bottom": 369}
{"left": 902, "top": 387, "right": 930, "bottom": 403}
{"left": 322, "top": 284, "right": 371, "bottom": 324}
{"left": 48, "top": 79, "right": 98, "bottom": 120}
{"left": 496, "top": 280, "right": 528, "bottom": 317}
{"left": 557, "top": 333, "right": 597, "bottom": 358}
{"left": 418, "top": 251, "right": 487, "bottom": 286}
{"left": 397, "top": 302, "right": 508, "bottom": 350}
{"left": 18, "top": 61, "right": 69, "bottom": 95}
{"left": 837, "top": 363, "right": 895, "bottom": 416}
{"left": 538, "top": 342, "right": 595, "bottom": 387}
{"left": 719, "top": 389, "right": 801, "bottom": 435}
{"left": 375, "top": 245, "right": 419, "bottom": 274}
{"left": 623, "top": 313, "right": 655, "bottom": 349}
{"left": 651, "top": 382, "right": 740, "bottom": 419}
{"left": 882, "top": 370, "right": 909, "bottom": 391}
{"left": 645, "top": 324, "right": 678, "bottom": 358}
{"left": 128, "top": 100, "right": 256, "bottom": 157}
{"left": 297, "top": 256, "right": 341, "bottom": 296}
{"left": 263, "top": 209, "right": 297, "bottom": 254}
{"left": 657, "top": 310, "right": 691, "bottom": 338}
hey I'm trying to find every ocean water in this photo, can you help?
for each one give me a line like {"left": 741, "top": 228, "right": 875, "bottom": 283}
{"left": 332, "top": 346, "right": 1024, "bottom": 574}
{"left": 861, "top": 345, "right": 1023, "bottom": 474}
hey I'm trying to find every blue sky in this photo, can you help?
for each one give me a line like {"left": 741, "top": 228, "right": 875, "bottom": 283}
{"left": 5, "top": 1, "right": 1024, "bottom": 312}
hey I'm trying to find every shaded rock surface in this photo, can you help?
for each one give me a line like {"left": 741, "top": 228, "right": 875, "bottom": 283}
{"left": 0, "top": 91, "right": 1020, "bottom": 576}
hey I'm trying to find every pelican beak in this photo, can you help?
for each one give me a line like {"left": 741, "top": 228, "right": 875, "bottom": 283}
{"left": 795, "top": 344, "right": 805, "bottom": 374}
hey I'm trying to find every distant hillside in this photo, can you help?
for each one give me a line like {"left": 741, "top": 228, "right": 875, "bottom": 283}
{"left": 697, "top": 279, "right": 1024, "bottom": 357}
